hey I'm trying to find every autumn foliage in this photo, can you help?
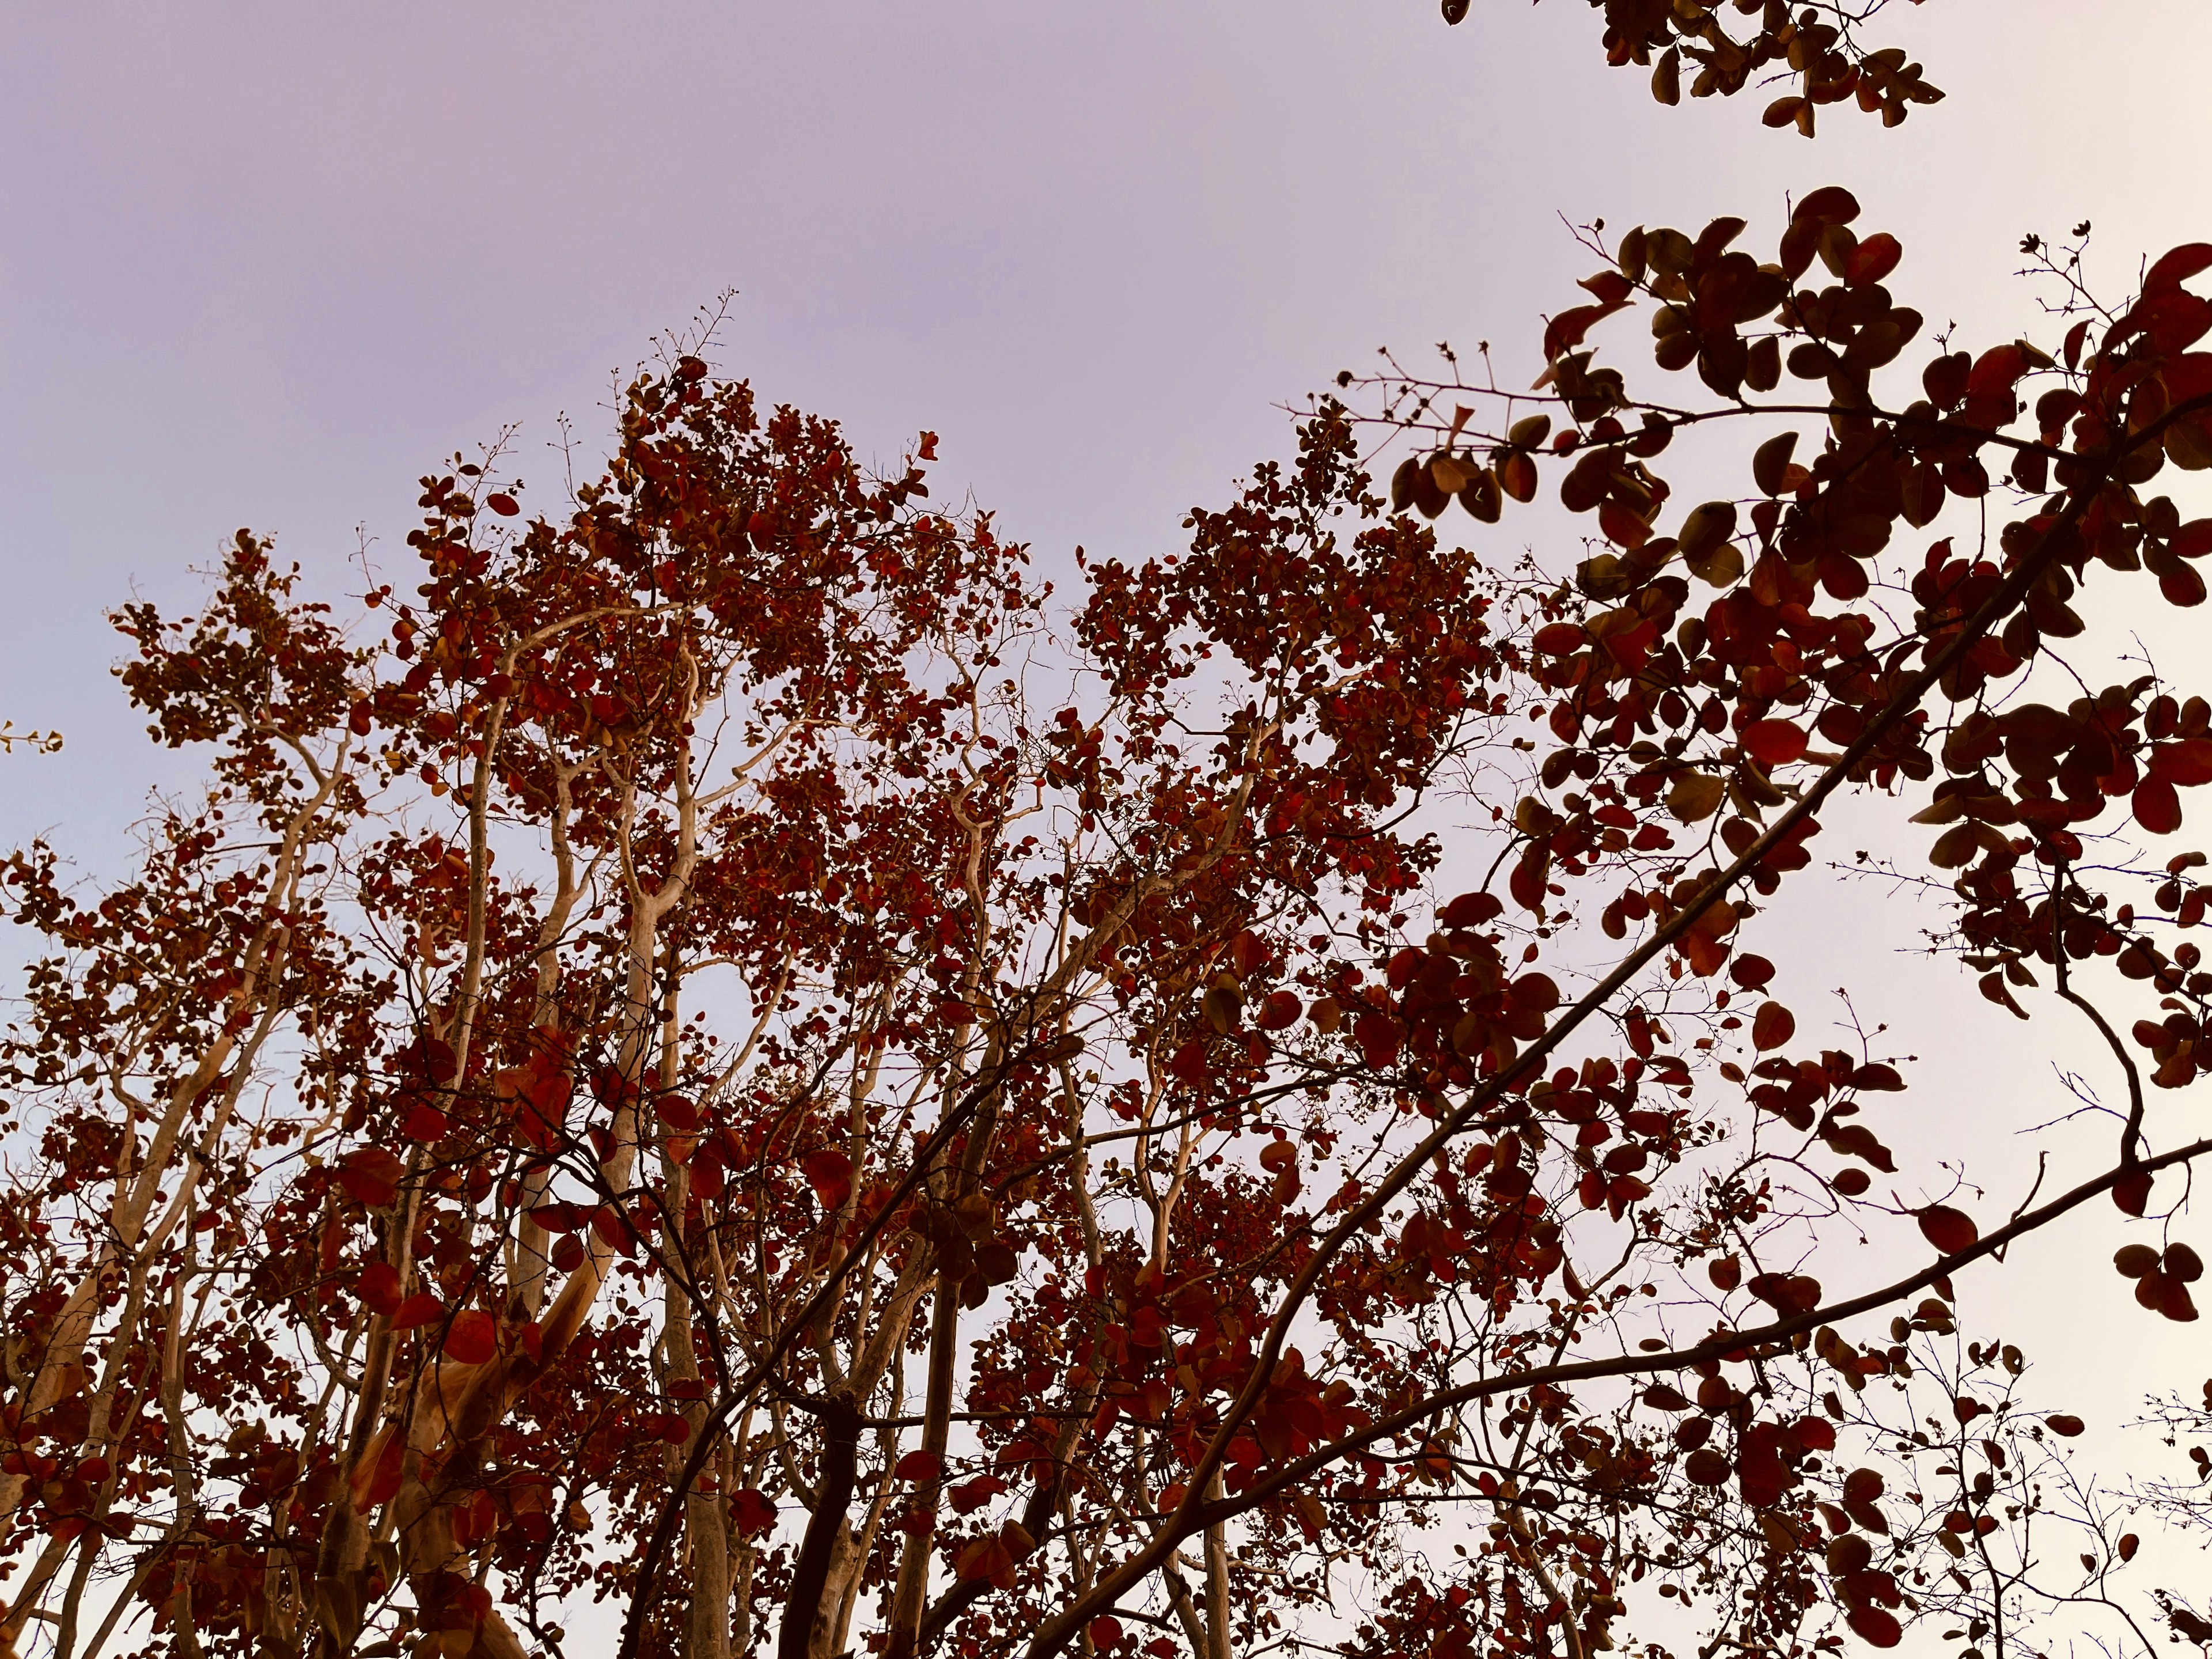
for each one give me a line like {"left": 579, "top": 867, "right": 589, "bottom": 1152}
{"left": 7, "top": 14, "right": 2212, "bottom": 1659}
{"left": 1444, "top": 0, "right": 1944, "bottom": 136}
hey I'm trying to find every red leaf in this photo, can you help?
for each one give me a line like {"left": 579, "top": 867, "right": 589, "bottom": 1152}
{"left": 1607, "top": 1174, "right": 1651, "bottom": 1218}
{"left": 2158, "top": 559, "right": 2207, "bottom": 607}
{"left": 485, "top": 492, "right": 520, "bottom": 517}
{"left": 1598, "top": 497, "right": 1653, "bottom": 551}
{"left": 442, "top": 1309, "right": 497, "bottom": 1365}
{"left": 1844, "top": 233, "right": 1902, "bottom": 289}
{"left": 1168, "top": 1041, "right": 1209, "bottom": 1084}
{"left": 2043, "top": 1414, "right": 2086, "bottom": 1438}
{"left": 1749, "top": 1272, "right": 1822, "bottom": 1315}
{"left": 2152, "top": 738, "right": 2212, "bottom": 787}
{"left": 390, "top": 1293, "right": 444, "bottom": 1331}
{"left": 1790, "top": 1415, "right": 1838, "bottom": 1452}
{"left": 400, "top": 1036, "right": 458, "bottom": 1085}
{"left": 2145, "top": 243, "right": 2212, "bottom": 295}
{"left": 2160, "top": 1278, "right": 2199, "bottom": 1322}
{"left": 1794, "top": 186, "right": 1861, "bottom": 226}
{"left": 1089, "top": 1618, "right": 1125, "bottom": 1651}
{"left": 2113, "top": 1169, "right": 2153, "bottom": 1216}
{"left": 1510, "top": 972, "right": 1560, "bottom": 1012}
{"left": 1579, "top": 269, "right": 1633, "bottom": 305}
{"left": 1353, "top": 1012, "right": 1402, "bottom": 1070}
{"left": 1439, "top": 891, "right": 1503, "bottom": 928}
{"left": 1730, "top": 954, "right": 1775, "bottom": 989}
{"left": 894, "top": 1449, "right": 942, "bottom": 1483}
{"left": 1509, "top": 848, "right": 1549, "bottom": 913}
{"left": 1737, "top": 1427, "right": 1787, "bottom": 1506}
{"left": 950, "top": 1475, "right": 1007, "bottom": 1514}
{"left": 2141, "top": 292, "right": 2212, "bottom": 355}
{"left": 1684, "top": 1448, "right": 1732, "bottom": 1486}
{"left": 1967, "top": 343, "right": 2027, "bottom": 401}
{"left": 356, "top": 1262, "right": 403, "bottom": 1316}
{"left": 729, "top": 1487, "right": 778, "bottom": 1537}
{"left": 1543, "top": 301, "right": 1624, "bottom": 361}
{"left": 1916, "top": 1206, "right": 1978, "bottom": 1256}
{"left": 337, "top": 1147, "right": 407, "bottom": 1210}
{"left": 592, "top": 1205, "right": 637, "bottom": 1256}
{"left": 802, "top": 1149, "right": 854, "bottom": 1211}
{"left": 953, "top": 1534, "right": 1015, "bottom": 1584}
{"left": 2135, "top": 777, "right": 2183, "bottom": 835}
{"left": 1741, "top": 718, "right": 1809, "bottom": 768}
{"left": 1752, "top": 1002, "right": 1796, "bottom": 1051}
{"left": 1825, "top": 1123, "right": 1897, "bottom": 1173}
{"left": 1847, "top": 1607, "right": 1903, "bottom": 1649}
{"left": 656, "top": 1094, "right": 700, "bottom": 1132}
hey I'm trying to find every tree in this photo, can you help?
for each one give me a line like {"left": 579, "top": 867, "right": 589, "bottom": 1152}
{"left": 7, "top": 36, "right": 2212, "bottom": 1659}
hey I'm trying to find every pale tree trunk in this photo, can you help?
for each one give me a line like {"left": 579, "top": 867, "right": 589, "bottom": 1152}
{"left": 320, "top": 683, "right": 524, "bottom": 1647}
{"left": 730, "top": 1528, "right": 758, "bottom": 1657}
{"left": 381, "top": 662, "right": 699, "bottom": 1658}
{"left": 683, "top": 1436, "right": 733, "bottom": 1659}
{"left": 507, "top": 752, "right": 593, "bottom": 1327}
{"left": 883, "top": 1283, "right": 957, "bottom": 1659}
{"left": 818, "top": 1520, "right": 869, "bottom": 1659}
{"left": 657, "top": 987, "right": 730, "bottom": 1659}
{"left": 380, "top": 903, "right": 664, "bottom": 1658}
{"left": 1203, "top": 1472, "right": 1232, "bottom": 1659}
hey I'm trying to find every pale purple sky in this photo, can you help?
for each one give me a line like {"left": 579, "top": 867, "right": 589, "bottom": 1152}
{"left": 7, "top": 3, "right": 2203, "bottom": 851}
{"left": 5, "top": 3, "right": 2212, "bottom": 1576}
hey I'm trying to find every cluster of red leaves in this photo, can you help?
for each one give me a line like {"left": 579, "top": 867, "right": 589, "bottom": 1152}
{"left": 1441, "top": 0, "right": 1944, "bottom": 134}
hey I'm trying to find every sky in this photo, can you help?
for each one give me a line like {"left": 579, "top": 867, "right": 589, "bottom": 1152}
{"left": 5, "top": 1, "right": 2212, "bottom": 1643}
{"left": 8, "top": 2, "right": 2206, "bottom": 854}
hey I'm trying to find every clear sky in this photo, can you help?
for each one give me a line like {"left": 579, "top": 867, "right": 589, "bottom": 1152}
{"left": 7, "top": 3, "right": 2206, "bottom": 851}
{"left": 5, "top": 2, "right": 2211, "bottom": 1634}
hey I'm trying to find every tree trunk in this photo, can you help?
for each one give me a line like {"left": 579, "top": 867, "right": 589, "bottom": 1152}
{"left": 779, "top": 1396, "right": 861, "bottom": 1659}
{"left": 1203, "top": 1472, "right": 1232, "bottom": 1659}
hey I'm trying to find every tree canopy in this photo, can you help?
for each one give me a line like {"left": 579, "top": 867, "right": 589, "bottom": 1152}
{"left": 5, "top": 10, "right": 2212, "bottom": 1659}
